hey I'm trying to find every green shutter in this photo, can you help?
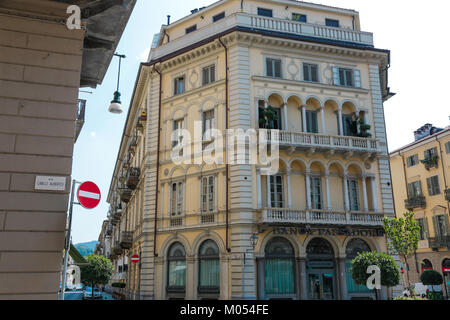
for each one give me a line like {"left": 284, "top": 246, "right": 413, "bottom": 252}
{"left": 423, "top": 217, "right": 429, "bottom": 239}
{"left": 443, "top": 215, "right": 450, "bottom": 236}
{"left": 427, "top": 178, "right": 432, "bottom": 196}
{"left": 432, "top": 216, "right": 439, "bottom": 237}
{"left": 332, "top": 66, "right": 340, "bottom": 85}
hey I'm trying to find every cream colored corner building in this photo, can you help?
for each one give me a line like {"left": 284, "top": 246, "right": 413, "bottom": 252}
{"left": 101, "top": 0, "right": 397, "bottom": 300}
{"left": 390, "top": 125, "right": 450, "bottom": 297}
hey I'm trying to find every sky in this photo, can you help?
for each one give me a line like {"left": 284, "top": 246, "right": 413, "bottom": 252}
{"left": 71, "top": 0, "right": 450, "bottom": 244}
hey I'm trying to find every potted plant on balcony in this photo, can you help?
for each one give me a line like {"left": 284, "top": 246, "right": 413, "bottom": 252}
{"left": 259, "top": 105, "right": 278, "bottom": 129}
{"left": 348, "top": 115, "right": 372, "bottom": 138}
{"left": 420, "top": 155, "right": 439, "bottom": 171}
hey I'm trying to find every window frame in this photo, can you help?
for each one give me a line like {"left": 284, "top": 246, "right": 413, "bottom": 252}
{"left": 167, "top": 242, "right": 187, "bottom": 293}
{"left": 212, "top": 12, "right": 225, "bottom": 22}
{"left": 347, "top": 179, "right": 360, "bottom": 211}
{"left": 185, "top": 24, "right": 197, "bottom": 34}
{"left": 173, "top": 76, "right": 185, "bottom": 96}
{"left": 257, "top": 7, "right": 273, "bottom": 17}
{"left": 427, "top": 175, "right": 441, "bottom": 196}
{"left": 407, "top": 154, "right": 419, "bottom": 167}
{"left": 325, "top": 18, "right": 340, "bottom": 28}
{"left": 170, "top": 181, "right": 184, "bottom": 216}
{"left": 202, "top": 64, "right": 216, "bottom": 86}
{"left": 339, "top": 68, "right": 354, "bottom": 87}
{"left": 201, "top": 175, "right": 215, "bottom": 213}
{"left": 292, "top": 13, "right": 307, "bottom": 23}
{"left": 270, "top": 175, "right": 285, "bottom": 208}
{"left": 310, "top": 175, "right": 323, "bottom": 210}
{"left": 303, "top": 63, "right": 319, "bottom": 82}
{"left": 265, "top": 57, "right": 282, "bottom": 78}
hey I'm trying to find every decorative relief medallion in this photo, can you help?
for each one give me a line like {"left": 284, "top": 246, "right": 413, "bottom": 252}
{"left": 189, "top": 69, "right": 199, "bottom": 89}
{"left": 287, "top": 58, "right": 299, "bottom": 80}
{"left": 322, "top": 64, "right": 333, "bottom": 85}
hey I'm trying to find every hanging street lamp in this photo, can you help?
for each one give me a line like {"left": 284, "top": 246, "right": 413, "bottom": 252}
{"left": 109, "top": 53, "right": 126, "bottom": 114}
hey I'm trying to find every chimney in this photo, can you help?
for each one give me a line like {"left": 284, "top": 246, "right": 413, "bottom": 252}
{"left": 167, "top": 15, "right": 171, "bottom": 25}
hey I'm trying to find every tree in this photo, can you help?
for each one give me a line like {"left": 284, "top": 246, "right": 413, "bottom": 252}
{"left": 420, "top": 270, "right": 444, "bottom": 300}
{"left": 81, "top": 255, "right": 114, "bottom": 299}
{"left": 351, "top": 251, "right": 400, "bottom": 300}
{"left": 383, "top": 212, "right": 421, "bottom": 295}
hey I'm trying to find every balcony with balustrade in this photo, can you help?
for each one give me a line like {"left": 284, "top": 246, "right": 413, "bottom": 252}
{"left": 404, "top": 196, "right": 426, "bottom": 211}
{"left": 126, "top": 167, "right": 141, "bottom": 191}
{"left": 259, "top": 129, "right": 378, "bottom": 155}
{"left": 151, "top": 12, "right": 374, "bottom": 61}
{"left": 119, "top": 231, "right": 133, "bottom": 250}
{"left": 259, "top": 208, "right": 384, "bottom": 228}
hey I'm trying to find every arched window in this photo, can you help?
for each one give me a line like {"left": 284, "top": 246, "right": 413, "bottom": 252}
{"left": 264, "top": 237, "right": 295, "bottom": 295}
{"left": 307, "top": 238, "right": 334, "bottom": 256}
{"left": 198, "top": 240, "right": 220, "bottom": 293}
{"left": 345, "top": 239, "right": 372, "bottom": 294}
{"left": 167, "top": 242, "right": 186, "bottom": 293}
{"left": 422, "top": 259, "right": 433, "bottom": 273}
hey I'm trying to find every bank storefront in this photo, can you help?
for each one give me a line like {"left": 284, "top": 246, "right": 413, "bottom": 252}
{"left": 255, "top": 226, "right": 387, "bottom": 300}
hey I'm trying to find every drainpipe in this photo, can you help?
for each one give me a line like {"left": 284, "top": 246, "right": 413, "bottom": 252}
{"left": 218, "top": 37, "right": 231, "bottom": 253}
{"left": 153, "top": 64, "right": 163, "bottom": 257}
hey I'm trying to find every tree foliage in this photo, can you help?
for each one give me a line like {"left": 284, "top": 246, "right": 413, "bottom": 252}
{"left": 383, "top": 212, "right": 421, "bottom": 294}
{"left": 259, "top": 105, "right": 279, "bottom": 129}
{"left": 351, "top": 251, "right": 400, "bottom": 288}
{"left": 420, "top": 270, "right": 443, "bottom": 286}
{"left": 81, "top": 255, "right": 114, "bottom": 288}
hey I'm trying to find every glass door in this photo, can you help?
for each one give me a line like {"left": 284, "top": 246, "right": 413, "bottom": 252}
{"left": 308, "top": 272, "right": 335, "bottom": 300}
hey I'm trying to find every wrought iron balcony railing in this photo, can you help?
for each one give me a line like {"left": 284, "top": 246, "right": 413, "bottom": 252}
{"left": 120, "top": 188, "right": 132, "bottom": 203}
{"left": 113, "top": 241, "right": 124, "bottom": 255}
{"left": 120, "top": 231, "right": 133, "bottom": 250}
{"left": 126, "top": 168, "right": 141, "bottom": 190}
{"left": 428, "top": 236, "right": 450, "bottom": 249}
{"left": 421, "top": 156, "right": 439, "bottom": 171}
{"left": 404, "top": 196, "right": 426, "bottom": 211}
{"left": 445, "top": 188, "right": 450, "bottom": 202}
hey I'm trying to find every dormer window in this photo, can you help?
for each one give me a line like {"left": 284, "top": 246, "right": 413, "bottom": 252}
{"left": 185, "top": 25, "right": 197, "bottom": 34}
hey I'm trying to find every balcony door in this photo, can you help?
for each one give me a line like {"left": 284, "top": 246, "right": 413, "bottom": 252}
{"left": 305, "top": 110, "right": 318, "bottom": 134}
{"left": 270, "top": 176, "right": 284, "bottom": 208}
{"left": 310, "top": 176, "right": 323, "bottom": 210}
{"left": 347, "top": 179, "right": 360, "bottom": 211}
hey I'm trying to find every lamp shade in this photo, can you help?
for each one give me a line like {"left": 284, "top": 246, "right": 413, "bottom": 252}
{"left": 109, "top": 91, "right": 123, "bottom": 114}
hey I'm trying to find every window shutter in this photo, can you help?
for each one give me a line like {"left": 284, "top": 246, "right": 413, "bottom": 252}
{"left": 275, "top": 60, "right": 281, "bottom": 78}
{"left": 303, "top": 64, "right": 309, "bottom": 81}
{"left": 444, "top": 215, "right": 450, "bottom": 236}
{"left": 266, "top": 59, "right": 273, "bottom": 77}
{"left": 312, "top": 111, "right": 318, "bottom": 133}
{"left": 432, "top": 216, "right": 439, "bottom": 237}
{"left": 427, "top": 177, "right": 432, "bottom": 196}
{"left": 407, "top": 183, "right": 413, "bottom": 199}
{"left": 210, "top": 65, "right": 215, "bottom": 83}
{"left": 202, "top": 68, "right": 208, "bottom": 85}
{"left": 332, "top": 66, "right": 340, "bottom": 85}
{"left": 311, "top": 65, "right": 318, "bottom": 82}
{"left": 353, "top": 69, "right": 362, "bottom": 88}
{"left": 423, "top": 217, "right": 429, "bottom": 239}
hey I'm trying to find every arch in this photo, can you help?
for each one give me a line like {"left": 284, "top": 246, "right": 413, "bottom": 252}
{"left": 286, "top": 94, "right": 303, "bottom": 106}
{"left": 327, "top": 160, "right": 346, "bottom": 175}
{"left": 305, "top": 95, "right": 323, "bottom": 110}
{"left": 277, "top": 157, "right": 289, "bottom": 172}
{"left": 308, "top": 159, "right": 328, "bottom": 173}
{"left": 345, "top": 161, "right": 365, "bottom": 176}
{"left": 186, "top": 101, "right": 201, "bottom": 113}
{"left": 345, "top": 238, "right": 371, "bottom": 258}
{"left": 170, "top": 106, "right": 187, "bottom": 120}
{"left": 160, "top": 233, "right": 192, "bottom": 257}
{"left": 342, "top": 236, "right": 379, "bottom": 253}
{"left": 341, "top": 100, "right": 359, "bottom": 114}
{"left": 323, "top": 98, "right": 340, "bottom": 111}
{"left": 266, "top": 91, "right": 285, "bottom": 104}
{"left": 289, "top": 157, "right": 308, "bottom": 171}
{"left": 192, "top": 231, "right": 226, "bottom": 256}
{"left": 422, "top": 259, "right": 433, "bottom": 271}
{"left": 441, "top": 258, "right": 450, "bottom": 269}
{"left": 303, "top": 236, "right": 341, "bottom": 257}
{"left": 186, "top": 164, "right": 201, "bottom": 175}
{"left": 267, "top": 92, "right": 285, "bottom": 108}
{"left": 169, "top": 165, "right": 187, "bottom": 179}
{"left": 257, "top": 233, "right": 300, "bottom": 257}
{"left": 201, "top": 96, "right": 217, "bottom": 111}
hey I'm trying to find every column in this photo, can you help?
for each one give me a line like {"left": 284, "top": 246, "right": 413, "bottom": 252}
{"left": 371, "top": 177, "right": 379, "bottom": 212}
{"left": 257, "top": 170, "right": 262, "bottom": 208}
{"left": 283, "top": 103, "right": 288, "bottom": 131}
{"left": 160, "top": 182, "right": 165, "bottom": 219}
{"left": 301, "top": 105, "right": 307, "bottom": 133}
{"left": 338, "top": 258, "right": 348, "bottom": 300}
{"left": 361, "top": 176, "right": 369, "bottom": 212}
{"left": 343, "top": 174, "right": 350, "bottom": 211}
{"left": 338, "top": 109, "right": 344, "bottom": 136}
{"left": 267, "top": 175, "right": 272, "bottom": 208}
{"left": 299, "top": 258, "right": 308, "bottom": 300}
{"left": 305, "top": 171, "right": 311, "bottom": 210}
{"left": 287, "top": 171, "right": 292, "bottom": 208}
{"left": 320, "top": 107, "right": 326, "bottom": 135}
{"left": 325, "top": 173, "right": 331, "bottom": 210}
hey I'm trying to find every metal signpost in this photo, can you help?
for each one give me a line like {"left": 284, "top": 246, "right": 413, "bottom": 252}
{"left": 60, "top": 180, "right": 101, "bottom": 300}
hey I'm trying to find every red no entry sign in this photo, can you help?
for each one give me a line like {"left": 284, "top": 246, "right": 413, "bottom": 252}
{"left": 131, "top": 255, "right": 140, "bottom": 264}
{"left": 77, "top": 181, "right": 101, "bottom": 209}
